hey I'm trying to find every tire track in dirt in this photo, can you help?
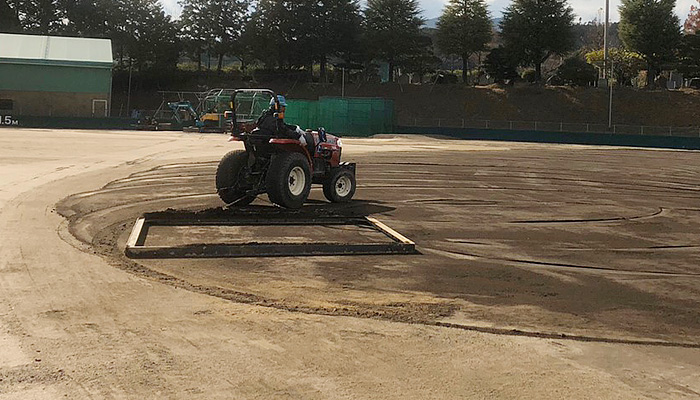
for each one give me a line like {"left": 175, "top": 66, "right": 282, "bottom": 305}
{"left": 57, "top": 150, "right": 700, "bottom": 348}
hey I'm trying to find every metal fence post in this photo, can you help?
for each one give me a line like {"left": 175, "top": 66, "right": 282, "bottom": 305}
{"left": 486, "top": 120, "right": 489, "bottom": 129}
{"left": 586, "top": 124, "right": 589, "bottom": 132}
{"left": 560, "top": 122, "right": 563, "bottom": 132}
{"left": 534, "top": 121, "right": 538, "bottom": 130}
{"left": 641, "top": 126, "right": 644, "bottom": 135}
{"left": 510, "top": 121, "right": 513, "bottom": 130}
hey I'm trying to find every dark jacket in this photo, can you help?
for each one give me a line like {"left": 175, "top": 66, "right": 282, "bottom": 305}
{"left": 256, "top": 109, "right": 298, "bottom": 138}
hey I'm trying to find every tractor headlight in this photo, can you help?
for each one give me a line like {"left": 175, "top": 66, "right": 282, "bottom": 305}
{"left": 337, "top": 139, "right": 343, "bottom": 147}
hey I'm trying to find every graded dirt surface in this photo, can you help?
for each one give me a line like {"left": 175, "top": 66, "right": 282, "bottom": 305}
{"left": 2, "top": 128, "right": 700, "bottom": 399}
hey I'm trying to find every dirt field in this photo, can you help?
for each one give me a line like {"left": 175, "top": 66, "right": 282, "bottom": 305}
{"left": 2, "top": 128, "right": 700, "bottom": 399}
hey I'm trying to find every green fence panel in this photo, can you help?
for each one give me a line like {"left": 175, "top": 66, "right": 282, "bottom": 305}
{"left": 285, "top": 99, "right": 314, "bottom": 128}
{"left": 286, "top": 97, "right": 394, "bottom": 137}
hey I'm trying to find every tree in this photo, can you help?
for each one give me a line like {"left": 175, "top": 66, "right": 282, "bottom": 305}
{"left": 123, "top": 1, "right": 180, "bottom": 70}
{"left": 209, "top": 0, "right": 249, "bottom": 72}
{"left": 586, "top": 48, "right": 645, "bottom": 85}
{"left": 18, "top": 0, "right": 65, "bottom": 34}
{"left": 179, "top": 0, "right": 248, "bottom": 72}
{"left": 573, "top": 21, "right": 620, "bottom": 51}
{"left": 245, "top": 0, "right": 300, "bottom": 70}
{"left": 245, "top": 0, "right": 310, "bottom": 71}
{"left": 1, "top": 0, "right": 63, "bottom": 34}
{"left": 0, "top": 0, "right": 21, "bottom": 33}
{"left": 364, "top": 0, "right": 426, "bottom": 81}
{"left": 314, "top": 0, "right": 363, "bottom": 81}
{"left": 179, "top": 0, "right": 212, "bottom": 70}
{"left": 402, "top": 34, "right": 441, "bottom": 79}
{"left": 551, "top": 54, "right": 596, "bottom": 86}
{"left": 436, "top": 0, "right": 492, "bottom": 84}
{"left": 483, "top": 47, "right": 519, "bottom": 84}
{"left": 499, "top": 0, "right": 575, "bottom": 82}
{"left": 684, "top": 1, "right": 700, "bottom": 34}
{"left": 619, "top": 0, "right": 681, "bottom": 86}
{"left": 62, "top": 0, "right": 110, "bottom": 38}
{"left": 678, "top": 33, "right": 700, "bottom": 78}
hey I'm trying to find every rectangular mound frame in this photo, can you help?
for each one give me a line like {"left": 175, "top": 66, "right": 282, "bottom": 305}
{"left": 125, "top": 213, "right": 417, "bottom": 258}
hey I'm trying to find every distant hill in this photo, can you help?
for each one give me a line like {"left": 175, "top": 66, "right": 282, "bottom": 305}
{"left": 423, "top": 17, "right": 503, "bottom": 30}
{"left": 424, "top": 17, "right": 438, "bottom": 29}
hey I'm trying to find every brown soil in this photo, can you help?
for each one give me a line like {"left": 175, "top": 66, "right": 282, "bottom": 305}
{"left": 3, "top": 129, "right": 700, "bottom": 399}
{"left": 57, "top": 137, "right": 700, "bottom": 347}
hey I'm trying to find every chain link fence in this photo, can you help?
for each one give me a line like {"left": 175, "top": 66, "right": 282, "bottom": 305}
{"left": 401, "top": 118, "right": 700, "bottom": 138}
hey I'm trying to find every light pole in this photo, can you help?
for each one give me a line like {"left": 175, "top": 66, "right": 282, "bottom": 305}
{"left": 603, "top": 0, "right": 609, "bottom": 79}
{"left": 126, "top": 58, "right": 133, "bottom": 118}
{"left": 609, "top": 59, "right": 614, "bottom": 129}
{"left": 604, "top": 0, "right": 613, "bottom": 129}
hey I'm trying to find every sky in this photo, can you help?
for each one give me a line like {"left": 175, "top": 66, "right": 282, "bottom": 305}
{"left": 159, "top": 0, "right": 698, "bottom": 23}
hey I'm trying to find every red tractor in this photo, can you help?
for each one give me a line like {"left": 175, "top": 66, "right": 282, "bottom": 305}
{"left": 215, "top": 89, "right": 356, "bottom": 209}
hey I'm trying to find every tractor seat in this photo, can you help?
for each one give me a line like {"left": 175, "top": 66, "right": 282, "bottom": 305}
{"left": 303, "top": 131, "right": 316, "bottom": 156}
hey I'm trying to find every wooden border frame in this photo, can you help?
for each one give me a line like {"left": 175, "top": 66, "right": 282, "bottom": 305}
{"left": 125, "top": 215, "right": 417, "bottom": 258}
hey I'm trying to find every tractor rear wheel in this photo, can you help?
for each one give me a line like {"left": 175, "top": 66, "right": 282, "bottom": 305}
{"left": 266, "top": 152, "right": 311, "bottom": 209}
{"left": 323, "top": 168, "right": 356, "bottom": 203}
{"left": 216, "top": 150, "right": 256, "bottom": 205}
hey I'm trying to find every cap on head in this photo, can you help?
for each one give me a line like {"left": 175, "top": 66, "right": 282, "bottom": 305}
{"left": 270, "top": 95, "right": 287, "bottom": 108}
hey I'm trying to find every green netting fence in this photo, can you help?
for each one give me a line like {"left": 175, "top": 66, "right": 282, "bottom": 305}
{"left": 285, "top": 97, "right": 394, "bottom": 137}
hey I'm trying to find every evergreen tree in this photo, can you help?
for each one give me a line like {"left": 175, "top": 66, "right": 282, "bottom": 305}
{"left": 179, "top": 0, "right": 212, "bottom": 70}
{"left": 619, "top": 0, "right": 681, "bottom": 86}
{"left": 314, "top": 0, "right": 363, "bottom": 81}
{"left": 62, "top": 0, "right": 110, "bottom": 38}
{"left": 245, "top": 0, "right": 293, "bottom": 69}
{"left": 102, "top": 0, "right": 180, "bottom": 70}
{"left": 436, "top": 0, "right": 492, "bottom": 84}
{"left": 678, "top": 33, "right": 700, "bottom": 78}
{"left": 500, "top": 0, "right": 575, "bottom": 82}
{"left": 553, "top": 54, "right": 597, "bottom": 86}
{"left": 245, "top": 0, "right": 361, "bottom": 77}
{"left": 484, "top": 47, "right": 519, "bottom": 84}
{"left": 364, "top": 0, "right": 425, "bottom": 81}
{"left": 122, "top": 0, "right": 180, "bottom": 70}
{"left": 179, "top": 0, "right": 249, "bottom": 72}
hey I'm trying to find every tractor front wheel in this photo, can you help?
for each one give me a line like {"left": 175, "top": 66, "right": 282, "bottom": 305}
{"left": 266, "top": 152, "right": 312, "bottom": 209}
{"left": 216, "top": 150, "right": 256, "bottom": 205}
{"left": 323, "top": 168, "right": 356, "bottom": 203}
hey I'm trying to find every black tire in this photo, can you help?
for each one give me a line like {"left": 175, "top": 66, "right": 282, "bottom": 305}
{"left": 323, "top": 168, "right": 356, "bottom": 203}
{"left": 266, "top": 152, "right": 311, "bottom": 209}
{"left": 215, "top": 150, "right": 256, "bottom": 205}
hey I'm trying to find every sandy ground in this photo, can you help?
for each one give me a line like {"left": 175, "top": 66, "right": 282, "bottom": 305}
{"left": 1, "top": 128, "right": 700, "bottom": 399}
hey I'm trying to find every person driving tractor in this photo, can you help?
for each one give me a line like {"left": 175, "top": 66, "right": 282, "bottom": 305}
{"left": 255, "top": 95, "right": 309, "bottom": 147}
